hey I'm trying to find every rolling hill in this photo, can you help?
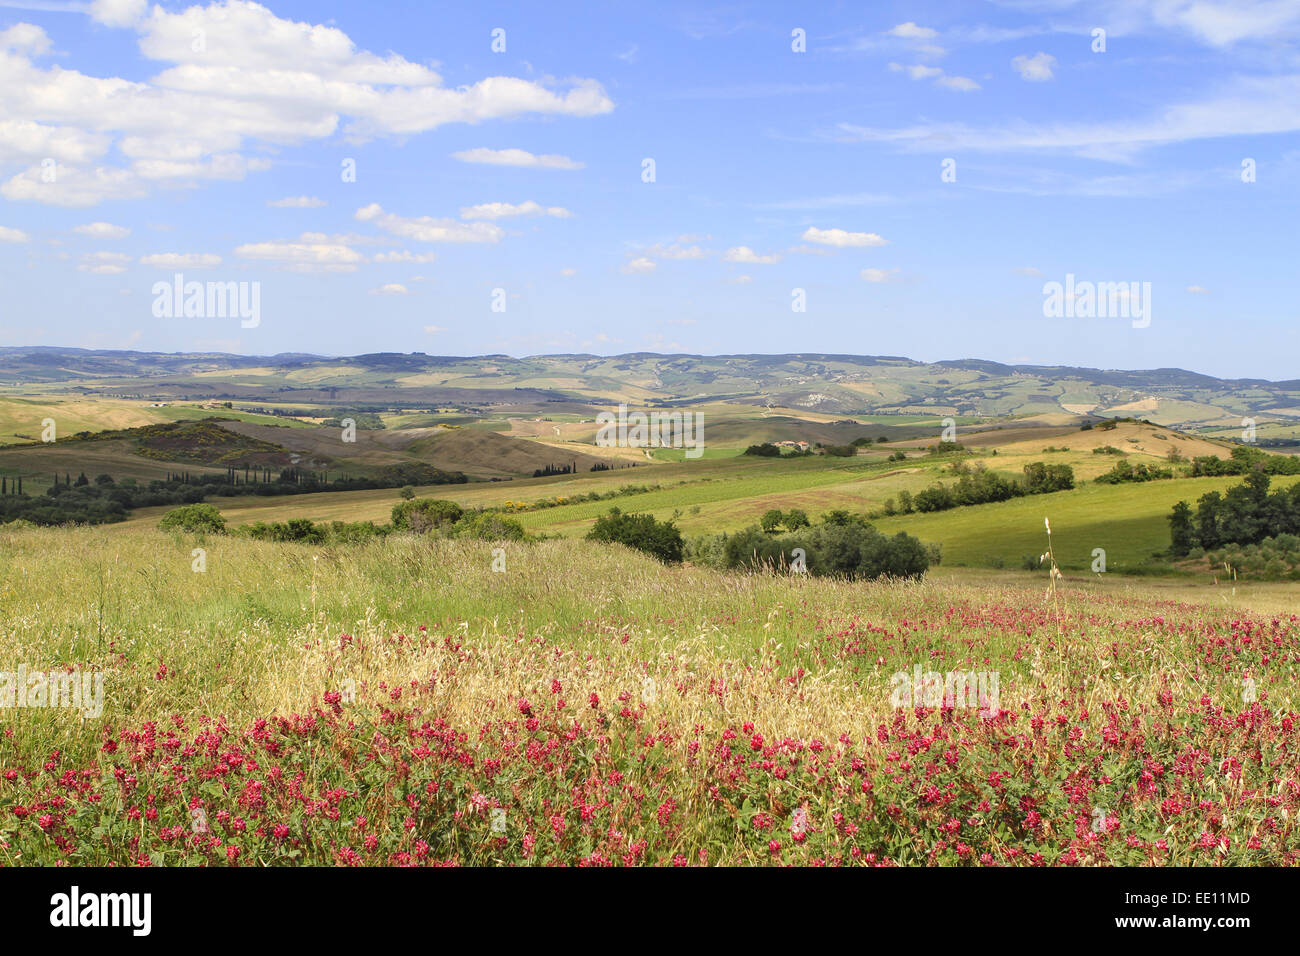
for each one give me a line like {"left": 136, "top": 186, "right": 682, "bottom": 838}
{"left": 4, "top": 348, "right": 1299, "bottom": 435}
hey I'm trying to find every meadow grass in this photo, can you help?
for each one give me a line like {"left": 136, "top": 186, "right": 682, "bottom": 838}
{"left": 3, "top": 525, "right": 1299, "bottom": 865}
{"left": 3, "top": 523, "right": 1296, "bottom": 766}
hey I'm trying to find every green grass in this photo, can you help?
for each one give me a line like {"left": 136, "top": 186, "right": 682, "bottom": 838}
{"left": 874, "top": 474, "right": 1300, "bottom": 571}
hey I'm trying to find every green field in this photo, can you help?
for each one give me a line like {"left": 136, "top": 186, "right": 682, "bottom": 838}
{"left": 875, "top": 475, "right": 1300, "bottom": 572}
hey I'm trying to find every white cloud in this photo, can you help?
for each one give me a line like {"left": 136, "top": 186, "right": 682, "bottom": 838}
{"left": 801, "top": 226, "right": 888, "bottom": 248}
{"left": 1186, "top": 284, "right": 1212, "bottom": 294}
{"left": 838, "top": 75, "right": 1300, "bottom": 162}
{"left": 723, "top": 246, "right": 781, "bottom": 264}
{"left": 78, "top": 251, "right": 130, "bottom": 274}
{"left": 1139, "top": 0, "right": 1300, "bottom": 46}
{"left": 935, "top": 74, "right": 981, "bottom": 92}
{"left": 640, "top": 242, "right": 709, "bottom": 261}
{"left": 0, "top": 23, "right": 52, "bottom": 55}
{"left": 0, "top": 225, "right": 29, "bottom": 242}
{"left": 451, "top": 147, "right": 583, "bottom": 170}
{"left": 268, "top": 196, "right": 326, "bottom": 208}
{"left": 370, "top": 283, "right": 409, "bottom": 296}
{"left": 139, "top": 252, "right": 222, "bottom": 268}
{"left": 622, "top": 257, "right": 656, "bottom": 274}
{"left": 372, "top": 250, "right": 437, "bottom": 264}
{"left": 2, "top": 165, "right": 148, "bottom": 207}
{"left": 560, "top": 267, "right": 577, "bottom": 276}
{"left": 459, "top": 200, "right": 573, "bottom": 220}
{"left": 73, "top": 221, "right": 130, "bottom": 239}
{"left": 861, "top": 267, "right": 900, "bottom": 282}
{"left": 727, "top": 275, "right": 753, "bottom": 284}
{"left": 355, "top": 204, "right": 503, "bottom": 243}
{"left": 0, "top": 120, "right": 108, "bottom": 166}
{"left": 234, "top": 233, "right": 366, "bottom": 272}
{"left": 0, "top": 1, "right": 613, "bottom": 206}
{"left": 887, "top": 22, "right": 938, "bottom": 40}
{"left": 889, "top": 61, "right": 979, "bottom": 92}
{"left": 1012, "top": 52, "right": 1057, "bottom": 82}
{"left": 89, "top": 0, "right": 147, "bottom": 28}
{"left": 890, "top": 63, "right": 942, "bottom": 80}
{"left": 423, "top": 324, "right": 446, "bottom": 333}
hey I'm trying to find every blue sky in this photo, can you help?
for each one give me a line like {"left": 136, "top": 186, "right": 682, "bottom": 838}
{"left": 0, "top": 0, "right": 1297, "bottom": 378}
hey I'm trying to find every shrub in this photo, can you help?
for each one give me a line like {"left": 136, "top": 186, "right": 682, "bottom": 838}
{"left": 158, "top": 503, "right": 226, "bottom": 534}
{"left": 586, "top": 508, "right": 683, "bottom": 563}
{"left": 683, "top": 531, "right": 729, "bottom": 567}
{"left": 1023, "top": 462, "right": 1075, "bottom": 494}
{"left": 1095, "top": 460, "right": 1172, "bottom": 484}
{"left": 454, "top": 512, "right": 527, "bottom": 541}
{"left": 718, "top": 516, "right": 933, "bottom": 581}
{"left": 244, "top": 518, "right": 325, "bottom": 543}
{"left": 392, "top": 498, "right": 464, "bottom": 533}
{"left": 325, "top": 521, "right": 385, "bottom": 544}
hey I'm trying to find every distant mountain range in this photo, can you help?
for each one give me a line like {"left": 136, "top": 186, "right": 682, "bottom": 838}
{"left": 3, "top": 347, "right": 1297, "bottom": 429}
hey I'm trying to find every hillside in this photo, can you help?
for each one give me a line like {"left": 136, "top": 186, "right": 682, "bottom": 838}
{"left": 4, "top": 348, "right": 1299, "bottom": 434}
{"left": 0, "top": 415, "right": 622, "bottom": 490}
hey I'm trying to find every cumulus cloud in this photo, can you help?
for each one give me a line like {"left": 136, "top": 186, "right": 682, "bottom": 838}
{"left": 77, "top": 251, "right": 130, "bottom": 274}
{"left": 0, "top": 1, "right": 613, "bottom": 206}
{"left": 801, "top": 226, "right": 888, "bottom": 248}
{"left": 0, "top": 225, "right": 29, "bottom": 242}
{"left": 1186, "top": 284, "right": 1212, "bottom": 294}
{"left": 268, "top": 196, "right": 326, "bottom": 208}
{"left": 889, "top": 61, "right": 979, "bottom": 92}
{"left": 451, "top": 147, "right": 583, "bottom": 170}
{"left": 355, "top": 203, "right": 503, "bottom": 243}
{"left": 73, "top": 221, "right": 130, "bottom": 239}
{"left": 2, "top": 165, "right": 148, "bottom": 207}
{"left": 139, "top": 252, "right": 221, "bottom": 268}
{"left": 369, "top": 283, "right": 409, "bottom": 296}
{"left": 639, "top": 242, "right": 709, "bottom": 261}
{"left": 860, "top": 267, "right": 900, "bottom": 282}
{"left": 459, "top": 200, "right": 573, "bottom": 220}
{"left": 936, "top": 75, "right": 980, "bottom": 92}
{"left": 234, "top": 232, "right": 366, "bottom": 272}
{"left": 723, "top": 246, "right": 781, "bottom": 264}
{"left": 887, "top": 22, "right": 937, "bottom": 40}
{"left": 372, "top": 250, "right": 437, "bottom": 264}
{"left": 889, "top": 63, "right": 942, "bottom": 80}
{"left": 1012, "top": 52, "right": 1057, "bottom": 81}
{"left": 622, "top": 257, "right": 656, "bottom": 274}
{"left": 89, "top": 0, "right": 147, "bottom": 28}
